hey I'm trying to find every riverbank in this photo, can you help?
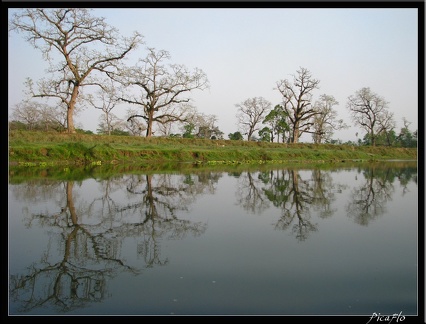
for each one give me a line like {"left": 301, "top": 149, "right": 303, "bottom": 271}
{"left": 8, "top": 130, "right": 417, "bottom": 166}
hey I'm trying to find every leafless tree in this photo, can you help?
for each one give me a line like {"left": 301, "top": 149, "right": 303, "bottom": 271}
{"left": 186, "top": 112, "right": 221, "bottom": 139}
{"left": 275, "top": 67, "right": 320, "bottom": 143}
{"left": 11, "top": 100, "right": 68, "bottom": 131}
{"left": 235, "top": 171, "right": 270, "bottom": 214}
{"left": 236, "top": 96, "right": 272, "bottom": 141}
{"left": 346, "top": 87, "right": 394, "bottom": 146}
{"left": 40, "top": 103, "right": 69, "bottom": 131}
{"left": 9, "top": 8, "right": 143, "bottom": 133}
{"left": 115, "top": 47, "right": 209, "bottom": 137}
{"left": 124, "top": 108, "right": 147, "bottom": 136}
{"left": 346, "top": 167, "right": 394, "bottom": 225}
{"left": 11, "top": 101, "right": 41, "bottom": 130}
{"left": 262, "top": 169, "right": 319, "bottom": 241}
{"left": 87, "top": 79, "right": 122, "bottom": 135}
{"left": 312, "top": 94, "right": 348, "bottom": 144}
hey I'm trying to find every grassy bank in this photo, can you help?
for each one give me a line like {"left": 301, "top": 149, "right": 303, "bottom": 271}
{"left": 8, "top": 130, "right": 418, "bottom": 167}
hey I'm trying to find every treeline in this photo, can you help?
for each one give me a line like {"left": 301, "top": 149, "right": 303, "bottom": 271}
{"left": 9, "top": 9, "right": 417, "bottom": 148}
{"left": 8, "top": 118, "right": 417, "bottom": 148}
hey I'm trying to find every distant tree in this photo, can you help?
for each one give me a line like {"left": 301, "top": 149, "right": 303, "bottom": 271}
{"left": 115, "top": 47, "right": 209, "bottom": 137}
{"left": 194, "top": 113, "right": 223, "bottom": 139}
{"left": 11, "top": 101, "right": 41, "bottom": 130}
{"left": 182, "top": 123, "right": 196, "bottom": 138}
{"left": 312, "top": 94, "right": 348, "bottom": 144}
{"left": 124, "top": 108, "right": 146, "bottom": 136}
{"left": 376, "top": 109, "right": 396, "bottom": 146}
{"left": 9, "top": 8, "right": 143, "bottom": 133}
{"left": 374, "top": 129, "right": 397, "bottom": 146}
{"left": 110, "top": 129, "right": 130, "bottom": 136}
{"left": 236, "top": 96, "right": 272, "bottom": 141}
{"left": 275, "top": 67, "right": 320, "bottom": 143}
{"left": 157, "top": 119, "right": 174, "bottom": 137}
{"left": 96, "top": 116, "right": 126, "bottom": 135}
{"left": 88, "top": 79, "right": 122, "bottom": 135}
{"left": 8, "top": 121, "right": 27, "bottom": 131}
{"left": 77, "top": 129, "right": 94, "bottom": 135}
{"left": 40, "top": 104, "right": 68, "bottom": 131}
{"left": 11, "top": 100, "right": 67, "bottom": 131}
{"left": 209, "top": 126, "right": 224, "bottom": 140}
{"left": 228, "top": 131, "right": 244, "bottom": 141}
{"left": 346, "top": 87, "right": 395, "bottom": 146}
{"left": 329, "top": 139, "right": 343, "bottom": 145}
{"left": 263, "top": 104, "right": 290, "bottom": 143}
{"left": 180, "top": 110, "right": 220, "bottom": 139}
{"left": 258, "top": 127, "right": 271, "bottom": 142}
{"left": 396, "top": 118, "right": 417, "bottom": 148}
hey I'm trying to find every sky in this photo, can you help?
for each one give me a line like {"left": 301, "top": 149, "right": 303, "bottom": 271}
{"left": 8, "top": 7, "right": 420, "bottom": 142}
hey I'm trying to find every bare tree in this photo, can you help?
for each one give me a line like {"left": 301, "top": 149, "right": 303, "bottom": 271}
{"left": 236, "top": 96, "right": 272, "bottom": 141}
{"left": 377, "top": 109, "right": 396, "bottom": 146}
{"left": 116, "top": 47, "right": 209, "bottom": 137}
{"left": 87, "top": 79, "right": 122, "bottom": 135}
{"left": 312, "top": 94, "right": 348, "bottom": 144}
{"left": 97, "top": 114, "right": 126, "bottom": 135}
{"left": 125, "top": 108, "right": 147, "bottom": 136}
{"left": 11, "top": 100, "right": 68, "bottom": 131}
{"left": 157, "top": 119, "right": 174, "bottom": 137}
{"left": 275, "top": 67, "right": 320, "bottom": 143}
{"left": 346, "top": 87, "right": 394, "bottom": 146}
{"left": 11, "top": 101, "right": 41, "bottom": 130}
{"left": 191, "top": 113, "right": 221, "bottom": 139}
{"left": 9, "top": 8, "right": 143, "bottom": 133}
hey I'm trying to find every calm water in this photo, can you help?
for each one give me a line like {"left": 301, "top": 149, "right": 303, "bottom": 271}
{"left": 8, "top": 161, "right": 418, "bottom": 316}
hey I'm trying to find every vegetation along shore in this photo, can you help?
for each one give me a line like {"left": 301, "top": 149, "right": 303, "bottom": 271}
{"left": 9, "top": 131, "right": 417, "bottom": 168}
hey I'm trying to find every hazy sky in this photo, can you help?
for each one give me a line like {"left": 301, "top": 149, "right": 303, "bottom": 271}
{"left": 8, "top": 7, "right": 419, "bottom": 142}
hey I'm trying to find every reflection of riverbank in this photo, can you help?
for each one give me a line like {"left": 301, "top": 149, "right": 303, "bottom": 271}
{"left": 8, "top": 160, "right": 418, "bottom": 184}
{"left": 9, "top": 163, "right": 418, "bottom": 315}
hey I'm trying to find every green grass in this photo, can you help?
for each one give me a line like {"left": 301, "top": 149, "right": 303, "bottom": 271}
{"left": 8, "top": 130, "right": 418, "bottom": 167}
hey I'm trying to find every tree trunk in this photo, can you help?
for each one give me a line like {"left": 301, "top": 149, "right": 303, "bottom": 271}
{"left": 292, "top": 127, "right": 299, "bottom": 143}
{"left": 67, "top": 84, "right": 79, "bottom": 134}
{"left": 67, "top": 106, "right": 75, "bottom": 133}
{"left": 146, "top": 113, "right": 154, "bottom": 137}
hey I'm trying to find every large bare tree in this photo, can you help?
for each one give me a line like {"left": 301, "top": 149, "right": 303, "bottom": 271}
{"left": 115, "top": 47, "right": 209, "bottom": 137}
{"left": 312, "top": 94, "right": 348, "bottom": 144}
{"left": 346, "top": 87, "right": 394, "bottom": 146}
{"left": 275, "top": 67, "right": 320, "bottom": 143}
{"left": 236, "top": 96, "right": 272, "bottom": 141}
{"left": 9, "top": 8, "right": 143, "bottom": 133}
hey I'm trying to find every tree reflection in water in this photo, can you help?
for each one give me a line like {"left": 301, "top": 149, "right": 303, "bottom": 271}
{"left": 9, "top": 163, "right": 417, "bottom": 314}
{"left": 345, "top": 164, "right": 417, "bottom": 226}
{"left": 10, "top": 172, "right": 213, "bottom": 313}
{"left": 235, "top": 168, "right": 348, "bottom": 241}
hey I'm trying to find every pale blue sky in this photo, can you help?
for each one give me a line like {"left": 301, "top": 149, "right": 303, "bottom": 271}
{"left": 8, "top": 7, "right": 419, "bottom": 142}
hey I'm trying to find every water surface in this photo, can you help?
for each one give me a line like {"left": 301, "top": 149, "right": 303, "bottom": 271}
{"left": 8, "top": 161, "right": 418, "bottom": 316}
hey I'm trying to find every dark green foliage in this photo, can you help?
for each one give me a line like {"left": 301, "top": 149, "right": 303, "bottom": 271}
{"left": 228, "top": 131, "right": 244, "bottom": 140}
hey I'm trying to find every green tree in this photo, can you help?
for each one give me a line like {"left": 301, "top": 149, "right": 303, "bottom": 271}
{"left": 182, "top": 123, "right": 196, "bottom": 138}
{"left": 258, "top": 127, "right": 271, "bottom": 142}
{"left": 263, "top": 105, "right": 290, "bottom": 143}
{"left": 396, "top": 118, "right": 417, "bottom": 148}
{"left": 228, "top": 131, "right": 244, "bottom": 141}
